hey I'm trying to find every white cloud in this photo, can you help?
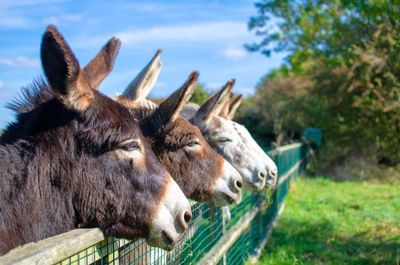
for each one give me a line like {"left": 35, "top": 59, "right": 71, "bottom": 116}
{"left": 71, "top": 21, "right": 251, "bottom": 50}
{"left": 222, "top": 47, "right": 247, "bottom": 59}
{"left": 0, "top": 1, "right": 39, "bottom": 29}
{"left": 42, "top": 14, "right": 81, "bottom": 26}
{"left": 0, "top": 16, "right": 32, "bottom": 28}
{"left": 0, "top": 55, "right": 40, "bottom": 68}
{"left": 0, "top": 0, "right": 73, "bottom": 29}
{"left": 0, "top": 80, "right": 5, "bottom": 89}
{"left": 117, "top": 21, "right": 248, "bottom": 45}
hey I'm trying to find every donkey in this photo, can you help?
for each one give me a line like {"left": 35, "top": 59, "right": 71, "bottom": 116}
{"left": 182, "top": 82, "right": 278, "bottom": 190}
{"left": 117, "top": 71, "right": 243, "bottom": 207}
{"left": 0, "top": 26, "right": 191, "bottom": 254}
{"left": 219, "top": 92, "right": 278, "bottom": 187}
{"left": 121, "top": 50, "right": 277, "bottom": 190}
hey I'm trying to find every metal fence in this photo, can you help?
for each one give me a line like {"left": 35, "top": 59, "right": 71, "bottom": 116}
{"left": 0, "top": 142, "right": 310, "bottom": 265}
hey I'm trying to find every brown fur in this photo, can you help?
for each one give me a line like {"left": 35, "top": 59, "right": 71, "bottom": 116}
{"left": 0, "top": 26, "right": 171, "bottom": 254}
{"left": 118, "top": 73, "right": 226, "bottom": 202}
{"left": 83, "top": 37, "right": 121, "bottom": 89}
{"left": 142, "top": 116, "right": 224, "bottom": 201}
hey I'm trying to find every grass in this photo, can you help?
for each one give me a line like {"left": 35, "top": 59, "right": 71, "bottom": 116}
{"left": 257, "top": 177, "right": 400, "bottom": 265}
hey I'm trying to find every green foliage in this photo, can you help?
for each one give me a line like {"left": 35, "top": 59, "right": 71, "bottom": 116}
{"left": 239, "top": 74, "right": 314, "bottom": 146}
{"left": 258, "top": 177, "right": 400, "bottom": 265}
{"left": 246, "top": 0, "right": 400, "bottom": 67}
{"left": 190, "top": 83, "right": 210, "bottom": 105}
{"left": 243, "top": 0, "right": 400, "bottom": 172}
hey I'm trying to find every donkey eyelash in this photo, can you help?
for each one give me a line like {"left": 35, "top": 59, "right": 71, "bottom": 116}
{"left": 121, "top": 142, "right": 141, "bottom": 151}
{"left": 186, "top": 140, "right": 200, "bottom": 147}
{"left": 117, "top": 139, "right": 141, "bottom": 152}
{"left": 218, "top": 138, "right": 232, "bottom": 143}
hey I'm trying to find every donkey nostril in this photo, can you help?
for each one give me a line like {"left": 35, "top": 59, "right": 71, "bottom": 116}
{"left": 258, "top": 170, "right": 267, "bottom": 179}
{"left": 183, "top": 211, "right": 192, "bottom": 224}
{"left": 179, "top": 210, "right": 191, "bottom": 230}
{"left": 235, "top": 179, "right": 243, "bottom": 190}
{"left": 270, "top": 168, "right": 278, "bottom": 177}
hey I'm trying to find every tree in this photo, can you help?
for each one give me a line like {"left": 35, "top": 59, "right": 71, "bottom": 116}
{"left": 190, "top": 83, "right": 210, "bottom": 105}
{"left": 246, "top": 1, "right": 400, "bottom": 70}
{"left": 244, "top": 0, "right": 400, "bottom": 174}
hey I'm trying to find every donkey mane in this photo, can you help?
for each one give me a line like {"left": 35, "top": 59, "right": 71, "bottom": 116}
{"left": 7, "top": 77, "right": 54, "bottom": 115}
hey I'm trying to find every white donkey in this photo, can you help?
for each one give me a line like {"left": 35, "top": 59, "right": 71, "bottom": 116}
{"left": 121, "top": 50, "right": 277, "bottom": 190}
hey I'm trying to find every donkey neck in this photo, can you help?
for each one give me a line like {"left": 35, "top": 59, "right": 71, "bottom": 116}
{"left": 0, "top": 142, "right": 78, "bottom": 254}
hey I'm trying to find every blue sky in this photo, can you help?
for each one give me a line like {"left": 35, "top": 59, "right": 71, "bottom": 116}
{"left": 0, "top": 0, "right": 284, "bottom": 128}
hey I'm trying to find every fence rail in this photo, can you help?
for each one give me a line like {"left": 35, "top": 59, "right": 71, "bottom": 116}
{"left": 0, "top": 142, "right": 311, "bottom": 265}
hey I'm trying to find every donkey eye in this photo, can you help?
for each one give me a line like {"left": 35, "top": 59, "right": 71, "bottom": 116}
{"left": 187, "top": 141, "right": 200, "bottom": 147}
{"left": 218, "top": 138, "right": 232, "bottom": 143}
{"left": 121, "top": 141, "right": 141, "bottom": 152}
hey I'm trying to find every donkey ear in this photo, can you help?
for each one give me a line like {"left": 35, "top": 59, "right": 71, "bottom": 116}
{"left": 41, "top": 25, "right": 93, "bottom": 111}
{"left": 123, "top": 49, "right": 163, "bottom": 100}
{"left": 227, "top": 94, "right": 243, "bottom": 120}
{"left": 152, "top": 71, "right": 198, "bottom": 126}
{"left": 219, "top": 91, "right": 233, "bottom": 119}
{"left": 195, "top": 79, "right": 234, "bottom": 122}
{"left": 83, "top": 37, "right": 121, "bottom": 90}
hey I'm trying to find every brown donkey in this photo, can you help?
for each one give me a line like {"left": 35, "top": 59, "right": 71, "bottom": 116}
{"left": 118, "top": 71, "right": 243, "bottom": 207}
{"left": 0, "top": 26, "right": 191, "bottom": 254}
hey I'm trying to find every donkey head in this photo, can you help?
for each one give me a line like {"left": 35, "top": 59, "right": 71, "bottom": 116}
{"left": 4, "top": 26, "right": 191, "bottom": 251}
{"left": 188, "top": 81, "right": 278, "bottom": 190}
{"left": 220, "top": 94, "right": 278, "bottom": 188}
{"left": 119, "top": 71, "right": 242, "bottom": 207}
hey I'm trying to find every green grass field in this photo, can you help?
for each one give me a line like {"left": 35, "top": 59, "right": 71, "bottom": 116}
{"left": 257, "top": 177, "right": 400, "bottom": 265}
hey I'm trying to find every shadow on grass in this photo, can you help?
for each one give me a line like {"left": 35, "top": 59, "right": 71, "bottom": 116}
{"left": 260, "top": 218, "right": 400, "bottom": 265}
